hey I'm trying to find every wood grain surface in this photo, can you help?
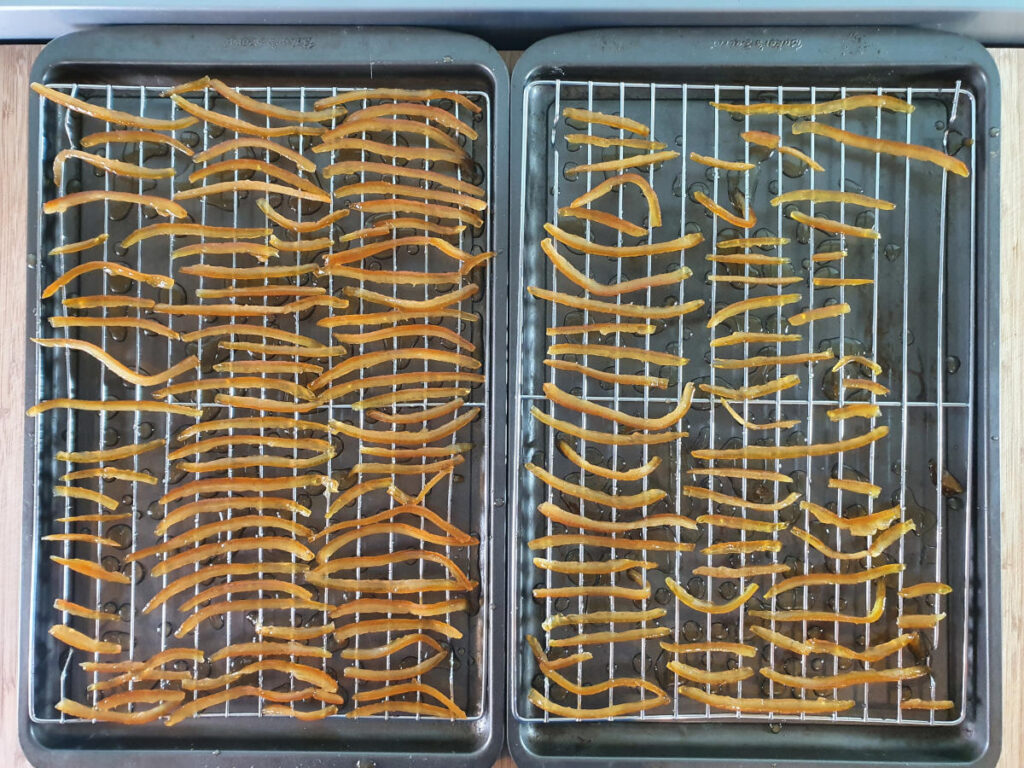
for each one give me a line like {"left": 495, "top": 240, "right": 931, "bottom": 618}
{"left": 0, "top": 42, "right": 1017, "bottom": 768}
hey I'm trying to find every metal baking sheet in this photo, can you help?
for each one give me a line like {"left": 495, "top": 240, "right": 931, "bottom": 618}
{"left": 507, "top": 26, "right": 1000, "bottom": 767}
{"left": 21, "top": 24, "right": 508, "bottom": 768}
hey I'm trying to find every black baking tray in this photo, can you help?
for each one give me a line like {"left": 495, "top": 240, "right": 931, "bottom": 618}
{"left": 20, "top": 25, "right": 509, "bottom": 768}
{"left": 507, "top": 26, "right": 1001, "bottom": 767}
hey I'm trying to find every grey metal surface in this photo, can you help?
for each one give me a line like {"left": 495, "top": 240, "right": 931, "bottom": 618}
{"left": 2, "top": 1, "right": 1024, "bottom": 48}
{"left": 21, "top": 24, "right": 508, "bottom": 768}
{"left": 507, "top": 27, "right": 1000, "bottom": 767}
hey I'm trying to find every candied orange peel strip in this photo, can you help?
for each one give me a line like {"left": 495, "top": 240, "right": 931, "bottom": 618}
{"left": 707, "top": 293, "right": 801, "bottom": 328}
{"left": 323, "top": 159, "right": 483, "bottom": 196}
{"left": 43, "top": 190, "right": 187, "bottom": 218}
{"left": 763, "top": 563, "right": 904, "bottom": 599}
{"left": 49, "top": 624, "right": 122, "bottom": 655}
{"left": 679, "top": 686, "right": 854, "bottom": 714}
{"left": 899, "top": 582, "right": 952, "bottom": 599}
{"left": 544, "top": 360, "right": 669, "bottom": 389}
{"left": 718, "top": 399, "right": 801, "bottom": 432}
{"left": 761, "top": 665, "right": 929, "bottom": 690}
{"left": 541, "top": 238, "right": 689, "bottom": 296}
{"left": 690, "top": 466, "right": 793, "bottom": 482}
{"left": 692, "top": 425, "right": 888, "bottom": 462}
{"left": 41, "top": 260, "right": 174, "bottom": 299}
{"left": 529, "top": 286, "right": 704, "bottom": 320}
{"left": 33, "top": 337, "right": 198, "bottom": 387}
{"left": 712, "top": 94, "right": 914, "bottom": 117}
{"left": 28, "top": 398, "right": 201, "bottom": 418}
{"left": 341, "top": 101, "right": 477, "bottom": 138}
{"left": 750, "top": 625, "right": 917, "bottom": 663}
{"left": 547, "top": 343, "right": 687, "bottom": 367}
{"left": 740, "top": 130, "right": 825, "bottom": 172}
{"left": 531, "top": 406, "right": 686, "bottom": 446}
{"left": 562, "top": 107, "right": 650, "bottom": 136}
{"left": 193, "top": 136, "right": 316, "bottom": 171}
{"left": 695, "top": 514, "right": 787, "bottom": 533}
{"left": 143, "top": 563, "right": 307, "bottom": 614}
{"left": 566, "top": 150, "right": 679, "bottom": 177}
{"left": 558, "top": 206, "right": 646, "bottom": 237}
{"left": 713, "top": 349, "right": 834, "bottom": 370}
{"left": 693, "top": 190, "right": 756, "bottom": 229}
{"left": 49, "top": 315, "right": 180, "bottom": 340}
{"left": 81, "top": 129, "right": 193, "bottom": 156}
{"left": 701, "top": 539, "right": 782, "bottom": 556}
{"left": 189, "top": 157, "right": 327, "bottom": 197}
{"left": 828, "top": 477, "right": 883, "bottom": 497}
{"left": 48, "top": 233, "right": 108, "bottom": 256}
{"left": 533, "top": 584, "right": 652, "bottom": 600}
{"left": 165, "top": 76, "right": 347, "bottom": 122}
{"left": 543, "top": 380, "right": 693, "bottom": 431}
{"left": 529, "top": 533, "right": 693, "bottom": 553}
{"left": 790, "top": 211, "right": 879, "bottom": 240}
{"left": 799, "top": 500, "right": 901, "bottom": 536}
{"left": 548, "top": 627, "right": 671, "bottom": 648}
{"left": 168, "top": 94, "right": 325, "bottom": 138}
{"left": 749, "top": 583, "right": 886, "bottom": 623}
{"left": 56, "top": 437, "right": 165, "bottom": 464}
{"left": 668, "top": 661, "right": 754, "bottom": 685}
{"left": 529, "top": 688, "right": 669, "bottom": 719}
{"left": 665, "top": 578, "right": 758, "bottom": 614}
{"left": 32, "top": 82, "right": 196, "bottom": 130}
{"left": 538, "top": 501, "right": 695, "bottom": 533}
{"left": 313, "top": 138, "right": 467, "bottom": 167}
{"left": 898, "top": 613, "right": 946, "bottom": 630}
{"left": 711, "top": 331, "right": 802, "bottom": 348}
{"left": 684, "top": 485, "right": 800, "bottom": 512}
{"left": 158, "top": 474, "right": 336, "bottom": 506}
{"left": 566, "top": 134, "right": 666, "bottom": 150}
{"left": 174, "top": 179, "right": 329, "bottom": 204}
{"left": 771, "top": 189, "right": 896, "bottom": 209}
{"left": 52, "top": 148, "right": 174, "bottom": 188}
{"left": 570, "top": 172, "right": 663, "bottom": 227}
{"left": 689, "top": 152, "right": 754, "bottom": 171}
{"left": 526, "top": 463, "right": 666, "bottom": 510}
{"left": 315, "top": 87, "right": 480, "bottom": 113}
{"left": 827, "top": 403, "right": 881, "bottom": 421}
{"left": 662, "top": 641, "right": 758, "bottom": 657}
{"left": 545, "top": 222, "right": 699, "bottom": 258}
{"left": 557, "top": 440, "right": 660, "bottom": 482}
{"left": 60, "top": 467, "right": 157, "bottom": 485}
{"left": 792, "top": 120, "right": 968, "bottom": 177}
{"left": 901, "top": 698, "right": 954, "bottom": 711}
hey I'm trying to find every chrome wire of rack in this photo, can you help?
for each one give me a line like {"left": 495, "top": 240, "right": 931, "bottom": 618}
{"left": 511, "top": 79, "right": 975, "bottom": 725}
{"left": 28, "top": 82, "right": 494, "bottom": 724}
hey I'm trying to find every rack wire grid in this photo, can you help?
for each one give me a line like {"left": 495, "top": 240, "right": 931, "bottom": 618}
{"left": 511, "top": 79, "right": 976, "bottom": 725}
{"left": 28, "top": 81, "right": 495, "bottom": 723}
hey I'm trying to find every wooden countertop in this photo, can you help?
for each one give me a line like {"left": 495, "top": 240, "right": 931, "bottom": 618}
{"left": 0, "top": 43, "right": 1018, "bottom": 768}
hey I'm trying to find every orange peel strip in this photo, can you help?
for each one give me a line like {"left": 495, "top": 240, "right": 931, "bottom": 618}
{"left": 352, "top": 681, "right": 465, "bottom": 718}
{"left": 833, "top": 354, "right": 883, "bottom": 376}
{"left": 355, "top": 393, "right": 473, "bottom": 413}
{"left": 694, "top": 190, "right": 756, "bottom": 229}
{"left": 53, "top": 598, "right": 120, "bottom": 622}
{"left": 49, "top": 624, "right": 122, "bottom": 654}
{"left": 52, "top": 148, "right": 173, "bottom": 188}
{"left": 662, "top": 641, "right": 757, "bottom": 657}
{"left": 899, "top": 582, "right": 953, "bottom": 599}
{"left": 541, "top": 238, "right": 689, "bottom": 296}
{"left": 562, "top": 107, "right": 650, "bottom": 136}
{"left": 314, "top": 503, "right": 475, "bottom": 545}
{"left": 678, "top": 686, "right": 854, "bottom": 714}
{"left": 63, "top": 295, "right": 155, "bottom": 310}
{"left": 189, "top": 157, "right": 326, "bottom": 197}
{"left": 689, "top": 152, "right": 754, "bottom": 171}
{"left": 763, "top": 563, "right": 904, "bottom": 599}
{"left": 713, "top": 349, "right": 834, "bottom": 369}
{"left": 800, "top": 500, "right": 901, "bottom": 537}
{"left": 41, "top": 260, "right": 174, "bottom": 299}
{"left": 695, "top": 514, "right": 787, "bottom": 533}
{"left": 692, "top": 564, "right": 791, "bottom": 579}
{"left": 154, "top": 296, "right": 348, "bottom": 317}
{"left": 750, "top": 626, "right": 916, "bottom": 663}
{"left": 255, "top": 198, "right": 348, "bottom": 232}
{"left": 543, "top": 380, "right": 693, "bottom": 431}
{"left": 533, "top": 558, "right": 655, "bottom": 575}
{"left": 312, "top": 526, "right": 473, "bottom": 563}
{"left": 533, "top": 584, "right": 652, "bottom": 600}
{"left": 548, "top": 627, "right": 670, "bottom": 648}
{"left": 530, "top": 406, "right": 685, "bottom": 446}
{"left": 667, "top": 660, "right": 754, "bottom": 685}
{"left": 176, "top": 416, "right": 336, "bottom": 441}
{"left": 366, "top": 398, "right": 465, "bottom": 424}
{"left": 901, "top": 698, "right": 954, "bottom": 711}
{"left": 545, "top": 222, "right": 699, "bottom": 258}
{"left": 178, "top": 578, "right": 314, "bottom": 612}
{"left": 156, "top": 376, "right": 315, "bottom": 402}
{"left": 788, "top": 303, "right": 853, "bottom": 326}
{"left": 748, "top": 583, "right": 885, "bottom": 623}
{"left": 323, "top": 159, "right": 483, "bottom": 196}
{"left": 701, "top": 540, "right": 782, "bottom": 556}
{"left": 718, "top": 399, "right": 801, "bottom": 432}
{"left": 28, "top": 398, "right": 201, "bottom": 418}
{"left": 543, "top": 359, "right": 668, "bottom": 389}
{"left": 558, "top": 206, "right": 646, "bottom": 236}
{"left": 711, "top": 331, "right": 802, "bottom": 348}
{"left": 566, "top": 151, "right": 679, "bottom": 177}
{"left": 174, "top": 598, "right": 329, "bottom": 638}
{"left": 529, "top": 534, "right": 693, "bottom": 553}
{"left": 49, "top": 233, "right": 109, "bottom": 256}
{"left": 792, "top": 120, "right": 968, "bottom": 177}
{"left": 347, "top": 457, "right": 463, "bottom": 476}
{"left": 771, "top": 189, "right": 896, "bottom": 209}
{"left": 335, "top": 324, "right": 474, "bottom": 351}
{"left": 566, "top": 134, "right": 665, "bottom": 150}
{"left": 341, "top": 101, "right": 477, "bottom": 138}
{"left": 130, "top": 515, "right": 314, "bottom": 562}
{"left": 31, "top": 82, "right": 194, "bottom": 129}
{"left": 717, "top": 237, "right": 790, "bottom": 250}
{"left": 313, "top": 138, "right": 467, "bottom": 167}
{"left": 168, "top": 94, "right": 324, "bottom": 138}
{"left": 164, "top": 686, "right": 325, "bottom": 726}
{"left": 60, "top": 467, "right": 157, "bottom": 486}
{"left": 174, "top": 179, "right": 329, "bottom": 204}
{"left": 529, "top": 688, "right": 669, "bottom": 719}
{"left": 707, "top": 293, "right": 801, "bottom": 328}
{"left": 339, "top": 219, "right": 467, "bottom": 242}
{"left": 691, "top": 425, "right": 888, "bottom": 461}
{"left": 335, "top": 179, "right": 483, "bottom": 210}
{"left": 206, "top": 640, "right": 331, "bottom": 663}
{"left": 57, "top": 697, "right": 180, "bottom": 724}
{"left": 813, "top": 250, "right": 848, "bottom": 262}
{"left": 43, "top": 532, "right": 119, "bottom": 547}
{"left": 175, "top": 450, "right": 333, "bottom": 473}
{"left": 81, "top": 129, "right": 193, "bottom": 156}
{"left": 55, "top": 436, "right": 165, "bottom": 464}
{"left": 526, "top": 464, "right": 665, "bottom": 510}
{"left": 557, "top": 440, "right": 660, "bottom": 481}
{"left": 843, "top": 377, "right": 891, "bottom": 396}
{"left": 342, "top": 283, "right": 477, "bottom": 311}
{"left": 538, "top": 501, "right": 695, "bottom": 533}
{"left": 179, "top": 261, "right": 319, "bottom": 282}
{"left": 340, "top": 633, "right": 444, "bottom": 661}
{"left": 330, "top": 598, "right": 467, "bottom": 619}
{"left": 690, "top": 467, "right": 793, "bottom": 482}
{"left": 150, "top": 536, "right": 314, "bottom": 578}
{"left": 828, "top": 477, "right": 883, "bottom": 497}
{"left": 712, "top": 94, "right": 913, "bottom": 117}
{"left": 683, "top": 486, "right": 801, "bottom": 512}
{"left": 143, "top": 563, "right": 307, "bottom": 614}
{"left": 33, "top": 338, "right": 198, "bottom": 387}
{"left": 49, "top": 315, "right": 180, "bottom": 340}
{"left": 313, "top": 88, "right": 481, "bottom": 113}
{"left": 328, "top": 117, "right": 465, "bottom": 153}
{"left": 349, "top": 198, "right": 481, "bottom": 227}
{"left": 326, "top": 407, "right": 479, "bottom": 446}
{"left": 709, "top": 275, "right": 803, "bottom": 286}
{"left": 827, "top": 403, "right": 881, "bottom": 421}
{"left": 193, "top": 137, "right": 316, "bottom": 172}
{"left": 334, "top": 618, "right": 462, "bottom": 643}
{"left": 740, "top": 130, "right": 825, "bottom": 171}
{"left": 761, "top": 665, "right": 928, "bottom": 690}
{"left": 543, "top": 610, "right": 665, "bottom": 632}
{"left": 43, "top": 190, "right": 186, "bottom": 218}
{"left": 52, "top": 486, "right": 119, "bottom": 510}
{"left": 263, "top": 704, "right": 338, "bottom": 720}
{"left": 570, "top": 172, "right": 662, "bottom": 226}
{"left": 707, "top": 253, "right": 790, "bottom": 266}
{"left": 547, "top": 343, "right": 687, "bottom": 367}
{"left": 172, "top": 77, "right": 346, "bottom": 122}
{"left": 158, "top": 474, "right": 336, "bottom": 506}
{"left": 790, "top": 211, "right": 878, "bottom": 239}
{"left": 322, "top": 234, "right": 476, "bottom": 267}
{"left": 313, "top": 348, "right": 479, "bottom": 391}
{"left": 665, "top": 578, "right": 758, "bottom": 614}
{"left": 699, "top": 375, "right": 800, "bottom": 401}
{"left": 898, "top": 613, "right": 946, "bottom": 630}
{"left": 547, "top": 323, "right": 656, "bottom": 337}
